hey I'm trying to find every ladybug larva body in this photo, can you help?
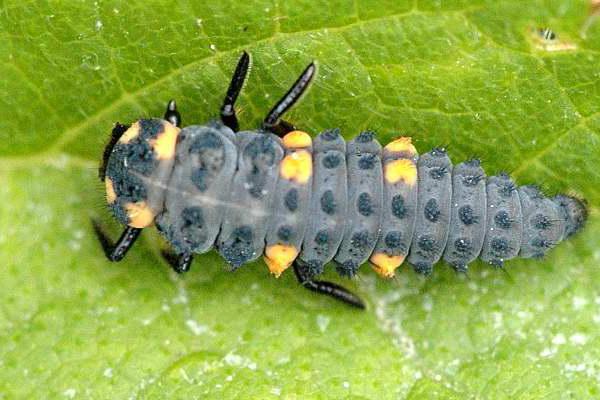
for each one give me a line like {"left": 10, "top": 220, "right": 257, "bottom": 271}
{"left": 94, "top": 52, "right": 587, "bottom": 309}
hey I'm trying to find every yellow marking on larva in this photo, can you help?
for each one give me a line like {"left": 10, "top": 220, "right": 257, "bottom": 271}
{"left": 385, "top": 137, "right": 416, "bottom": 156}
{"left": 282, "top": 130, "right": 312, "bottom": 148}
{"left": 280, "top": 150, "right": 312, "bottom": 184}
{"left": 149, "top": 122, "right": 180, "bottom": 160}
{"left": 105, "top": 178, "right": 117, "bottom": 204}
{"left": 124, "top": 201, "right": 155, "bottom": 228}
{"left": 370, "top": 253, "right": 405, "bottom": 278}
{"left": 384, "top": 159, "right": 417, "bottom": 186}
{"left": 118, "top": 121, "right": 141, "bottom": 144}
{"left": 264, "top": 244, "right": 298, "bottom": 277}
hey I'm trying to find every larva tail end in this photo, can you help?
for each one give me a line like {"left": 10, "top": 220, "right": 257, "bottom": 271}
{"left": 554, "top": 194, "right": 588, "bottom": 238}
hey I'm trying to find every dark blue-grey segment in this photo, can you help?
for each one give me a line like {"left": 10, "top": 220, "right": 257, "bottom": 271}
{"left": 265, "top": 139, "right": 313, "bottom": 260}
{"left": 216, "top": 131, "right": 284, "bottom": 268}
{"left": 479, "top": 174, "right": 523, "bottom": 267}
{"left": 518, "top": 185, "right": 566, "bottom": 259}
{"left": 442, "top": 160, "right": 487, "bottom": 272}
{"left": 334, "top": 131, "right": 383, "bottom": 277}
{"left": 407, "top": 148, "right": 453, "bottom": 275}
{"left": 156, "top": 124, "right": 237, "bottom": 254}
{"left": 372, "top": 140, "right": 419, "bottom": 262}
{"left": 299, "top": 129, "right": 348, "bottom": 276}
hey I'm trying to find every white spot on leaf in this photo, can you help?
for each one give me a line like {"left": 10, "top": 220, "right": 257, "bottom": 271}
{"left": 316, "top": 314, "right": 330, "bottom": 332}
{"left": 186, "top": 319, "right": 209, "bottom": 336}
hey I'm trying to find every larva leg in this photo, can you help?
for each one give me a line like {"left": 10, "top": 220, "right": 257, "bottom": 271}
{"left": 268, "top": 119, "right": 297, "bottom": 137}
{"left": 92, "top": 220, "right": 142, "bottom": 262}
{"left": 99, "top": 123, "right": 129, "bottom": 181}
{"left": 220, "top": 51, "right": 251, "bottom": 132}
{"left": 293, "top": 261, "right": 365, "bottom": 309}
{"left": 164, "top": 99, "right": 181, "bottom": 127}
{"left": 161, "top": 250, "right": 194, "bottom": 273}
{"left": 263, "top": 62, "right": 316, "bottom": 135}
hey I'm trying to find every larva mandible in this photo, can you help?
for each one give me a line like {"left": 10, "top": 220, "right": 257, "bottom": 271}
{"left": 94, "top": 52, "right": 587, "bottom": 309}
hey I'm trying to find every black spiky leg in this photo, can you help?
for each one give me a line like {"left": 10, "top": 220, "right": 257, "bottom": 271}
{"left": 293, "top": 261, "right": 365, "bottom": 309}
{"left": 263, "top": 62, "right": 316, "bottom": 137}
{"left": 161, "top": 250, "right": 194, "bottom": 273}
{"left": 92, "top": 221, "right": 142, "bottom": 262}
{"left": 220, "top": 51, "right": 251, "bottom": 132}
{"left": 99, "top": 123, "right": 129, "bottom": 181}
{"left": 164, "top": 99, "right": 181, "bottom": 127}
{"left": 268, "top": 119, "right": 297, "bottom": 137}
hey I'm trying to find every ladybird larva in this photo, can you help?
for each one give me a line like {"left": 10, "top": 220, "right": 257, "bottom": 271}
{"left": 94, "top": 52, "right": 587, "bottom": 309}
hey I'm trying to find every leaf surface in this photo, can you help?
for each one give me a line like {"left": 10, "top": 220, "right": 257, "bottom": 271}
{"left": 1, "top": 1, "right": 599, "bottom": 398}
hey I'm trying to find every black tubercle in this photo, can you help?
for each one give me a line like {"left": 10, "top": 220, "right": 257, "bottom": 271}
{"left": 391, "top": 194, "right": 407, "bottom": 219}
{"left": 219, "top": 225, "right": 255, "bottom": 269}
{"left": 413, "top": 262, "right": 433, "bottom": 276}
{"left": 322, "top": 153, "right": 342, "bottom": 169}
{"left": 429, "top": 166, "right": 448, "bottom": 180}
{"left": 424, "top": 198, "right": 441, "bottom": 222}
{"left": 430, "top": 147, "right": 447, "bottom": 157}
{"left": 462, "top": 174, "right": 483, "bottom": 186}
{"left": 321, "top": 128, "right": 341, "bottom": 141}
{"left": 356, "top": 131, "right": 375, "bottom": 143}
{"left": 459, "top": 205, "right": 478, "bottom": 225}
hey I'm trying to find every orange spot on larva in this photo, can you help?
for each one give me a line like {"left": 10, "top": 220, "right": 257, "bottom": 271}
{"left": 124, "top": 201, "right": 155, "bottom": 228}
{"left": 118, "top": 121, "right": 141, "bottom": 144}
{"left": 282, "top": 130, "right": 312, "bottom": 149}
{"left": 280, "top": 150, "right": 312, "bottom": 184}
{"left": 105, "top": 178, "right": 117, "bottom": 204}
{"left": 385, "top": 137, "right": 416, "bottom": 156}
{"left": 264, "top": 244, "right": 298, "bottom": 277}
{"left": 149, "top": 122, "right": 180, "bottom": 160}
{"left": 370, "top": 253, "right": 405, "bottom": 278}
{"left": 384, "top": 159, "right": 417, "bottom": 186}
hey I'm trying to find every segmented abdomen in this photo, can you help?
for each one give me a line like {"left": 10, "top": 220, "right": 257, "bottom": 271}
{"left": 155, "top": 123, "right": 587, "bottom": 278}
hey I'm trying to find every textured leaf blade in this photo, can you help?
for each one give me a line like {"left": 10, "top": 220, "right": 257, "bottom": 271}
{"left": 1, "top": 0, "right": 599, "bottom": 398}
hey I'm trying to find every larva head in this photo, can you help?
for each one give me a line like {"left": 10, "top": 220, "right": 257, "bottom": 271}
{"left": 103, "top": 118, "right": 180, "bottom": 228}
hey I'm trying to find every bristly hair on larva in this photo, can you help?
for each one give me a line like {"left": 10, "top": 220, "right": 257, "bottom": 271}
{"left": 93, "top": 51, "right": 587, "bottom": 310}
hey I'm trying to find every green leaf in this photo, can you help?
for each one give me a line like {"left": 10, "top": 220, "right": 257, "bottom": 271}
{"left": 1, "top": 0, "right": 599, "bottom": 398}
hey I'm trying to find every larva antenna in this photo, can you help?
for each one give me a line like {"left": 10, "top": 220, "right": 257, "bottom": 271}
{"left": 263, "top": 61, "right": 317, "bottom": 130}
